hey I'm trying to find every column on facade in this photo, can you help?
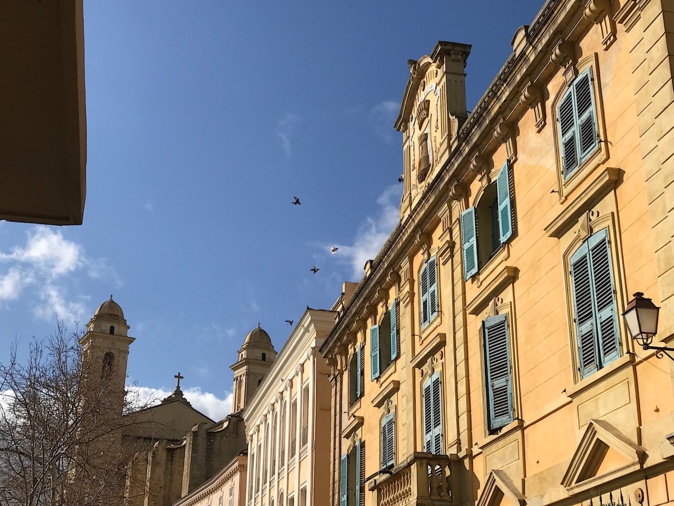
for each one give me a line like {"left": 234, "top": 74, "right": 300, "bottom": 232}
{"left": 282, "top": 380, "right": 292, "bottom": 502}
{"left": 261, "top": 413, "right": 268, "bottom": 495}
{"left": 306, "top": 349, "right": 316, "bottom": 506}
{"left": 295, "top": 363, "right": 304, "bottom": 498}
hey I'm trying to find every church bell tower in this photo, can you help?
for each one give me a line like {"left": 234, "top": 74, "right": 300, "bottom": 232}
{"left": 230, "top": 324, "right": 277, "bottom": 413}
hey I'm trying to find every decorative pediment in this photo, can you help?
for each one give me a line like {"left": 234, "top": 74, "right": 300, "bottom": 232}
{"left": 476, "top": 469, "right": 525, "bottom": 506}
{"left": 561, "top": 419, "right": 646, "bottom": 491}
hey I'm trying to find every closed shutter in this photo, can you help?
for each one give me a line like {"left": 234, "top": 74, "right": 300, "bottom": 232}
{"left": 423, "top": 372, "right": 443, "bottom": 455}
{"left": 355, "top": 440, "right": 361, "bottom": 506}
{"left": 461, "top": 207, "right": 478, "bottom": 280}
{"left": 575, "top": 71, "right": 597, "bottom": 162}
{"left": 340, "top": 455, "right": 348, "bottom": 506}
{"left": 589, "top": 229, "right": 620, "bottom": 365}
{"left": 420, "top": 263, "right": 429, "bottom": 326}
{"left": 390, "top": 299, "right": 398, "bottom": 361}
{"left": 381, "top": 414, "right": 395, "bottom": 468}
{"left": 571, "top": 241, "right": 599, "bottom": 378}
{"left": 428, "top": 257, "right": 438, "bottom": 321}
{"left": 559, "top": 89, "right": 578, "bottom": 177}
{"left": 483, "top": 315, "right": 513, "bottom": 431}
{"left": 497, "top": 161, "right": 513, "bottom": 244}
{"left": 356, "top": 346, "right": 362, "bottom": 398}
{"left": 371, "top": 325, "right": 381, "bottom": 380}
{"left": 359, "top": 344, "right": 365, "bottom": 397}
{"left": 359, "top": 442, "right": 365, "bottom": 506}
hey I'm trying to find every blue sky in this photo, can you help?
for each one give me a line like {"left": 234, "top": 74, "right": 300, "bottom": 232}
{"left": 0, "top": 0, "right": 542, "bottom": 419}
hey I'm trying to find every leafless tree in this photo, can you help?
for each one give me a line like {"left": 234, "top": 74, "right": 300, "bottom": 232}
{"left": 0, "top": 323, "right": 149, "bottom": 506}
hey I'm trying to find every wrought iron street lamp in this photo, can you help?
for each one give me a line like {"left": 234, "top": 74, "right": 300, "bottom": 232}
{"left": 622, "top": 292, "right": 671, "bottom": 360}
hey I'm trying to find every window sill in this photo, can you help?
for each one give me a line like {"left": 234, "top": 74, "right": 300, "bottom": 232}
{"left": 300, "top": 445, "right": 308, "bottom": 460}
{"left": 348, "top": 399, "right": 361, "bottom": 417}
{"left": 411, "top": 332, "right": 446, "bottom": 369}
{"left": 288, "top": 458, "right": 296, "bottom": 471}
{"left": 372, "top": 380, "right": 400, "bottom": 408}
{"left": 420, "top": 313, "right": 441, "bottom": 344}
{"left": 473, "top": 243, "right": 510, "bottom": 289}
{"left": 545, "top": 167, "right": 623, "bottom": 238}
{"left": 565, "top": 352, "right": 634, "bottom": 399}
{"left": 558, "top": 144, "right": 609, "bottom": 203}
{"left": 376, "top": 361, "right": 397, "bottom": 386}
{"left": 466, "top": 265, "right": 518, "bottom": 315}
{"left": 474, "top": 418, "right": 523, "bottom": 455}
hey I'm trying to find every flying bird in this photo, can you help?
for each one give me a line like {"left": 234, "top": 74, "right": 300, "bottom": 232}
{"left": 398, "top": 175, "right": 404, "bottom": 183}
{"left": 285, "top": 320, "right": 294, "bottom": 326}
{"left": 310, "top": 266, "right": 320, "bottom": 274}
{"left": 292, "top": 196, "right": 301, "bottom": 205}
{"left": 330, "top": 246, "right": 339, "bottom": 254}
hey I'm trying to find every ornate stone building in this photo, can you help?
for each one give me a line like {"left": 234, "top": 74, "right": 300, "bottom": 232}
{"left": 320, "top": 1, "right": 674, "bottom": 506}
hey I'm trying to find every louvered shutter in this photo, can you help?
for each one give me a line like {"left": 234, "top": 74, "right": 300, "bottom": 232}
{"left": 428, "top": 257, "right": 438, "bottom": 321}
{"left": 423, "top": 379, "right": 433, "bottom": 453}
{"left": 381, "top": 414, "right": 395, "bottom": 467}
{"left": 559, "top": 88, "right": 578, "bottom": 178}
{"left": 371, "top": 325, "right": 381, "bottom": 380}
{"left": 359, "top": 344, "right": 365, "bottom": 397}
{"left": 575, "top": 71, "right": 598, "bottom": 162}
{"left": 340, "top": 455, "right": 348, "bottom": 506}
{"left": 461, "top": 207, "right": 478, "bottom": 280}
{"left": 355, "top": 440, "right": 361, "bottom": 506}
{"left": 390, "top": 299, "right": 398, "bottom": 361}
{"left": 483, "top": 315, "right": 513, "bottom": 431}
{"left": 589, "top": 229, "right": 620, "bottom": 365}
{"left": 431, "top": 373, "right": 443, "bottom": 454}
{"left": 356, "top": 346, "right": 362, "bottom": 398}
{"left": 571, "top": 242, "right": 599, "bottom": 378}
{"left": 497, "top": 161, "right": 513, "bottom": 244}
{"left": 420, "top": 263, "right": 429, "bottom": 326}
{"left": 359, "top": 442, "right": 365, "bottom": 506}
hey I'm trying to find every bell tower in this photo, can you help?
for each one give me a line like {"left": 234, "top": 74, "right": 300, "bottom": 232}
{"left": 80, "top": 295, "right": 135, "bottom": 415}
{"left": 230, "top": 323, "right": 277, "bottom": 413}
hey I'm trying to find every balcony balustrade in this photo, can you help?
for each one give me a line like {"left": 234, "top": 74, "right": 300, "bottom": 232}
{"left": 372, "top": 452, "right": 452, "bottom": 506}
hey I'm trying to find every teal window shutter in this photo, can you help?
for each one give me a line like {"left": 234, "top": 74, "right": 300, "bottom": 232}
{"left": 575, "top": 70, "right": 598, "bottom": 163}
{"left": 340, "top": 454, "right": 348, "bottom": 506}
{"left": 483, "top": 315, "right": 513, "bottom": 431}
{"left": 359, "top": 343, "right": 365, "bottom": 397}
{"left": 423, "top": 372, "right": 443, "bottom": 454}
{"left": 571, "top": 241, "right": 599, "bottom": 378}
{"left": 461, "top": 207, "right": 478, "bottom": 280}
{"left": 356, "top": 346, "right": 362, "bottom": 398}
{"left": 390, "top": 300, "right": 398, "bottom": 361}
{"left": 355, "top": 440, "right": 361, "bottom": 505}
{"left": 589, "top": 229, "right": 620, "bottom": 366}
{"left": 496, "top": 161, "right": 513, "bottom": 244}
{"left": 371, "top": 325, "right": 381, "bottom": 380}
{"left": 420, "top": 263, "right": 429, "bottom": 327}
{"left": 428, "top": 257, "right": 438, "bottom": 321}
{"left": 423, "top": 377, "right": 433, "bottom": 453}
{"left": 431, "top": 372, "right": 443, "bottom": 455}
{"left": 381, "top": 413, "right": 395, "bottom": 468}
{"left": 558, "top": 87, "right": 578, "bottom": 178}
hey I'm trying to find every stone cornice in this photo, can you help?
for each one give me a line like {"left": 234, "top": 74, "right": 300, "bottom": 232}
{"left": 173, "top": 455, "right": 246, "bottom": 506}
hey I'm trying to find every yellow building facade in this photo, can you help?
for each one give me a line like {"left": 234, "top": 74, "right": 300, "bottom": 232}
{"left": 320, "top": 2, "right": 674, "bottom": 506}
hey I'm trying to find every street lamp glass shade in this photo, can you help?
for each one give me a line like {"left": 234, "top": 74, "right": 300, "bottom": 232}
{"left": 622, "top": 292, "right": 660, "bottom": 345}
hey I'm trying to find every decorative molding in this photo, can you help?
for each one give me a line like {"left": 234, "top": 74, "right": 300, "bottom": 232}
{"left": 469, "top": 152, "right": 488, "bottom": 181}
{"left": 449, "top": 181, "right": 468, "bottom": 202}
{"left": 544, "top": 168, "right": 623, "bottom": 238}
{"left": 561, "top": 419, "right": 646, "bottom": 492}
{"left": 411, "top": 332, "right": 446, "bottom": 368}
{"left": 494, "top": 119, "right": 517, "bottom": 162}
{"left": 466, "top": 266, "right": 519, "bottom": 315}
{"left": 583, "top": 0, "right": 616, "bottom": 48}
{"left": 438, "top": 239, "right": 456, "bottom": 265}
{"left": 520, "top": 81, "right": 546, "bottom": 132}
{"left": 342, "top": 415, "right": 364, "bottom": 440}
{"left": 476, "top": 469, "right": 526, "bottom": 506}
{"left": 372, "top": 380, "right": 401, "bottom": 408}
{"left": 614, "top": 0, "right": 648, "bottom": 33}
{"left": 551, "top": 39, "right": 574, "bottom": 68}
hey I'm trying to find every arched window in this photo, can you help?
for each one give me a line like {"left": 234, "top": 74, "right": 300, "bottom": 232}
{"left": 262, "top": 352, "right": 266, "bottom": 361}
{"left": 109, "top": 325, "right": 115, "bottom": 335}
{"left": 102, "top": 352, "right": 115, "bottom": 380}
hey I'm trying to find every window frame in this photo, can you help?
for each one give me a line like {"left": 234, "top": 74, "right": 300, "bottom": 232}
{"left": 422, "top": 370, "right": 443, "bottom": 455}
{"left": 419, "top": 256, "right": 439, "bottom": 329}
{"left": 371, "top": 299, "right": 399, "bottom": 380}
{"left": 482, "top": 314, "right": 514, "bottom": 433}
{"left": 381, "top": 412, "right": 395, "bottom": 469}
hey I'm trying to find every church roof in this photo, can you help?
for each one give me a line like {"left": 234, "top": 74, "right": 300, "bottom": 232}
{"left": 94, "top": 295, "right": 125, "bottom": 320}
{"left": 244, "top": 323, "right": 272, "bottom": 346}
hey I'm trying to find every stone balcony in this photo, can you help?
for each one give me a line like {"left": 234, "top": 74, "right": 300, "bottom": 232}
{"left": 370, "top": 453, "right": 452, "bottom": 506}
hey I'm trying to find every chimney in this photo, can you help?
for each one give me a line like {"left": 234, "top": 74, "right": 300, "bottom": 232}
{"left": 431, "top": 41, "right": 472, "bottom": 119}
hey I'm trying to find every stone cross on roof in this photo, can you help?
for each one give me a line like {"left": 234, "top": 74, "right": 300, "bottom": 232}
{"left": 174, "top": 372, "right": 184, "bottom": 390}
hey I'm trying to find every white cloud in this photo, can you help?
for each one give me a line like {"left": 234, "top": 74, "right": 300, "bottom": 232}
{"left": 128, "top": 385, "right": 233, "bottom": 421}
{"left": 0, "top": 226, "right": 121, "bottom": 322}
{"left": 367, "top": 100, "right": 399, "bottom": 143}
{"left": 332, "top": 185, "right": 402, "bottom": 279}
{"left": 276, "top": 112, "right": 300, "bottom": 157}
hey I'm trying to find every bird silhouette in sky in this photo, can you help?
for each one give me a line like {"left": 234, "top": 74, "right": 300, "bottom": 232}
{"left": 398, "top": 175, "right": 404, "bottom": 183}
{"left": 292, "top": 196, "right": 301, "bottom": 205}
{"left": 285, "top": 320, "right": 294, "bottom": 326}
{"left": 310, "top": 266, "right": 319, "bottom": 274}
{"left": 330, "top": 246, "right": 339, "bottom": 254}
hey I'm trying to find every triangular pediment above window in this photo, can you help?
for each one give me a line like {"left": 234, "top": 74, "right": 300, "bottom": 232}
{"left": 561, "top": 419, "right": 646, "bottom": 492}
{"left": 476, "top": 469, "right": 525, "bottom": 506}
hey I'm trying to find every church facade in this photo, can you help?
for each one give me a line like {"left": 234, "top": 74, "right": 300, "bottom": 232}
{"left": 320, "top": 1, "right": 674, "bottom": 506}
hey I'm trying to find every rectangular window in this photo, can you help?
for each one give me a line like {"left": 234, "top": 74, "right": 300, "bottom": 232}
{"left": 422, "top": 372, "right": 443, "bottom": 455}
{"left": 290, "top": 399, "right": 297, "bottom": 458}
{"left": 301, "top": 385, "right": 309, "bottom": 447}
{"left": 341, "top": 441, "right": 364, "bottom": 506}
{"left": 559, "top": 69, "right": 598, "bottom": 179}
{"left": 381, "top": 413, "right": 395, "bottom": 468}
{"left": 483, "top": 314, "right": 514, "bottom": 432}
{"left": 349, "top": 344, "right": 365, "bottom": 405}
{"left": 571, "top": 228, "right": 620, "bottom": 378}
{"left": 420, "top": 257, "right": 438, "bottom": 328}
{"left": 300, "top": 488, "right": 307, "bottom": 506}
{"left": 280, "top": 403, "right": 286, "bottom": 468}
{"left": 371, "top": 300, "right": 399, "bottom": 382}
